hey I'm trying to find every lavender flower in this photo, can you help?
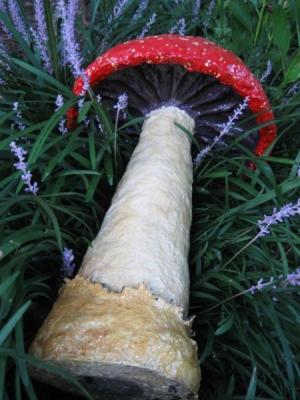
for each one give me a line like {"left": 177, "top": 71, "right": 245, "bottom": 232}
{"left": 68, "top": 0, "right": 80, "bottom": 28}
{"left": 82, "top": 73, "right": 90, "bottom": 94}
{"left": 286, "top": 81, "right": 300, "bottom": 98}
{"left": 32, "top": 0, "right": 52, "bottom": 73}
{"left": 78, "top": 98, "right": 84, "bottom": 109}
{"left": 108, "top": 0, "right": 129, "bottom": 24}
{"left": 286, "top": 268, "right": 300, "bottom": 286}
{"left": 114, "top": 93, "right": 128, "bottom": 111}
{"left": 56, "top": 0, "right": 88, "bottom": 91}
{"left": 203, "top": 0, "right": 216, "bottom": 30}
{"left": 0, "top": 42, "right": 11, "bottom": 71}
{"left": 57, "top": 0, "right": 82, "bottom": 77}
{"left": 249, "top": 268, "right": 300, "bottom": 295}
{"left": 192, "top": 0, "right": 202, "bottom": 23}
{"left": 10, "top": 141, "right": 39, "bottom": 195}
{"left": 282, "top": 81, "right": 300, "bottom": 107}
{"left": 249, "top": 277, "right": 273, "bottom": 294}
{"left": 169, "top": 18, "right": 186, "bottom": 35}
{"left": 257, "top": 199, "right": 300, "bottom": 236}
{"left": 260, "top": 60, "right": 272, "bottom": 83}
{"left": 55, "top": 94, "right": 64, "bottom": 110}
{"left": 12, "top": 102, "right": 26, "bottom": 131}
{"left": 55, "top": 94, "right": 67, "bottom": 134}
{"left": 194, "top": 96, "right": 249, "bottom": 166}
{"left": 7, "top": 0, "right": 29, "bottom": 41}
{"left": 94, "top": 115, "right": 102, "bottom": 133}
{"left": 0, "top": 0, "right": 12, "bottom": 37}
{"left": 132, "top": 0, "right": 148, "bottom": 22}
{"left": 138, "top": 12, "right": 156, "bottom": 39}
{"left": 94, "top": 95, "right": 103, "bottom": 132}
{"left": 61, "top": 247, "right": 76, "bottom": 278}
{"left": 297, "top": 164, "right": 300, "bottom": 177}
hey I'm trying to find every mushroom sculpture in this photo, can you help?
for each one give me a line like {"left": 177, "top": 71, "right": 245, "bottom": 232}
{"left": 30, "top": 35, "right": 276, "bottom": 400}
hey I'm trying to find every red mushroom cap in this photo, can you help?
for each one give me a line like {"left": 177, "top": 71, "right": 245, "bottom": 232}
{"left": 67, "top": 34, "right": 276, "bottom": 156}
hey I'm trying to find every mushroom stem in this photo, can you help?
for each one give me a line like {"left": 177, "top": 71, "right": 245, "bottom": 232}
{"left": 79, "top": 106, "right": 195, "bottom": 313}
{"left": 29, "top": 106, "right": 200, "bottom": 398}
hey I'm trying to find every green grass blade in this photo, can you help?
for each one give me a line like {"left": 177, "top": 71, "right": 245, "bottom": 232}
{"left": 11, "top": 58, "right": 71, "bottom": 96}
{"left": 0, "top": 301, "right": 31, "bottom": 345}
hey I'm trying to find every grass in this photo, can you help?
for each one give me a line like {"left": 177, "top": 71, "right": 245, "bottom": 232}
{"left": 0, "top": 0, "right": 300, "bottom": 399}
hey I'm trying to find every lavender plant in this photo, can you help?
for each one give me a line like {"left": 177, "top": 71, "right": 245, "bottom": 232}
{"left": 138, "top": 12, "right": 156, "bottom": 39}
{"left": 0, "top": 43, "right": 11, "bottom": 71}
{"left": 7, "top": 0, "right": 29, "bottom": 41}
{"left": 10, "top": 141, "right": 39, "bottom": 195}
{"left": 55, "top": 94, "right": 68, "bottom": 134}
{"left": 194, "top": 96, "right": 249, "bottom": 166}
{"left": 282, "top": 80, "right": 300, "bottom": 107}
{"left": 257, "top": 199, "right": 300, "bottom": 237}
{"left": 249, "top": 268, "right": 300, "bottom": 294}
{"left": 32, "top": 0, "right": 52, "bottom": 73}
{"left": 0, "top": 0, "right": 12, "bottom": 37}
{"left": 12, "top": 101, "right": 26, "bottom": 131}
{"left": 57, "top": 0, "right": 82, "bottom": 78}
{"left": 192, "top": 0, "right": 202, "bottom": 23}
{"left": 132, "top": 0, "right": 148, "bottom": 22}
{"left": 108, "top": 0, "right": 129, "bottom": 24}
{"left": 61, "top": 247, "right": 76, "bottom": 278}
{"left": 260, "top": 59, "right": 272, "bottom": 83}
{"left": 114, "top": 92, "right": 128, "bottom": 119}
{"left": 169, "top": 18, "right": 186, "bottom": 35}
{"left": 221, "top": 197, "right": 300, "bottom": 270}
{"left": 203, "top": 0, "right": 216, "bottom": 30}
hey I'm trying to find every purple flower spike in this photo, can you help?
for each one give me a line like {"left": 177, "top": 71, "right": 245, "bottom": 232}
{"left": 257, "top": 199, "right": 300, "bottom": 237}
{"left": 108, "top": 0, "right": 129, "bottom": 24}
{"left": 114, "top": 93, "right": 128, "bottom": 119}
{"left": 286, "top": 269, "right": 300, "bottom": 286}
{"left": 32, "top": 0, "right": 52, "bottom": 73}
{"left": 10, "top": 141, "right": 39, "bottom": 195}
{"left": 132, "top": 0, "right": 148, "bottom": 22}
{"left": 203, "top": 0, "right": 216, "bottom": 30}
{"left": 12, "top": 102, "right": 26, "bottom": 131}
{"left": 61, "top": 247, "right": 76, "bottom": 278}
{"left": 170, "top": 18, "right": 186, "bottom": 36}
{"left": 0, "top": 0, "right": 12, "bottom": 37}
{"left": 194, "top": 96, "right": 249, "bottom": 166}
{"left": 0, "top": 43, "right": 11, "bottom": 71}
{"left": 138, "top": 12, "right": 156, "bottom": 39}
{"left": 57, "top": 0, "right": 82, "bottom": 78}
{"left": 7, "top": 0, "right": 29, "bottom": 41}
{"left": 260, "top": 60, "right": 272, "bottom": 83}
{"left": 55, "top": 94, "right": 68, "bottom": 134}
{"left": 114, "top": 93, "right": 128, "bottom": 112}
{"left": 249, "top": 268, "right": 300, "bottom": 296}
{"left": 192, "top": 0, "right": 202, "bottom": 23}
{"left": 282, "top": 81, "right": 300, "bottom": 108}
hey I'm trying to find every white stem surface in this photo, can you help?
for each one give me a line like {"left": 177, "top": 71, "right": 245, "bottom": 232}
{"left": 79, "top": 106, "right": 195, "bottom": 312}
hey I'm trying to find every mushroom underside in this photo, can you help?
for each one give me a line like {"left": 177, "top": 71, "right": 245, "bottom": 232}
{"left": 95, "top": 63, "right": 258, "bottom": 153}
